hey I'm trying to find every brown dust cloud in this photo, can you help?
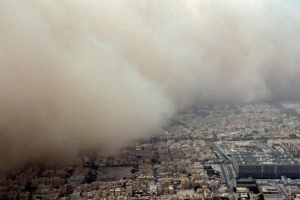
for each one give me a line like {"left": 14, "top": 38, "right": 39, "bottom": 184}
{"left": 0, "top": 0, "right": 300, "bottom": 173}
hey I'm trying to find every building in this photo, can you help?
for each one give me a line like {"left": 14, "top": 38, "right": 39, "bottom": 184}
{"left": 235, "top": 178, "right": 256, "bottom": 187}
{"left": 222, "top": 141, "right": 300, "bottom": 178}
{"left": 232, "top": 151, "right": 300, "bottom": 178}
{"left": 261, "top": 186, "right": 282, "bottom": 199}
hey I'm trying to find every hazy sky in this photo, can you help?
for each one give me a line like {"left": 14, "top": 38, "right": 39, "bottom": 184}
{"left": 0, "top": 0, "right": 300, "bottom": 173}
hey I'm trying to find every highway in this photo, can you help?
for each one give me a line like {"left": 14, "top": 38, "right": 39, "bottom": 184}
{"left": 270, "top": 183, "right": 290, "bottom": 200}
{"left": 209, "top": 142, "right": 236, "bottom": 200}
{"left": 209, "top": 142, "right": 231, "bottom": 163}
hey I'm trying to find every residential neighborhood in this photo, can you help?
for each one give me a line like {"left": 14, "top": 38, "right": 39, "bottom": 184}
{"left": 2, "top": 102, "right": 300, "bottom": 200}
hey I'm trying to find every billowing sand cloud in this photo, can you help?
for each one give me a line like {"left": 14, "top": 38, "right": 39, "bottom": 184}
{"left": 0, "top": 0, "right": 300, "bottom": 172}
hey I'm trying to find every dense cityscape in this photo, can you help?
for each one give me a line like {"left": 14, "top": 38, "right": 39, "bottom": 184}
{"left": 1, "top": 0, "right": 300, "bottom": 200}
{"left": 2, "top": 101, "right": 300, "bottom": 200}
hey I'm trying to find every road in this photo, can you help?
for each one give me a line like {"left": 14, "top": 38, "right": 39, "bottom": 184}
{"left": 270, "top": 183, "right": 290, "bottom": 200}
{"left": 209, "top": 142, "right": 236, "bottom": 200}
{"left": 209, "top": 142, "right": 231, "bottom": 163}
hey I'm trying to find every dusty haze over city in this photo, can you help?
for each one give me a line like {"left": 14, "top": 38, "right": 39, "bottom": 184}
{"left": 0, "top": 0, "right": 300, "bottom": 173}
